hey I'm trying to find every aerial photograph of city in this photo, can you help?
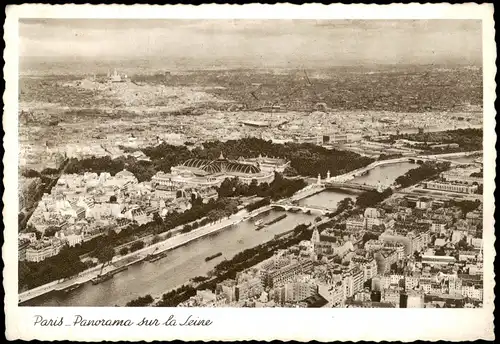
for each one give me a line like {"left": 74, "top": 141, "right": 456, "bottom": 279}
{"left": 17, "top": 19, "right": 485, "bottom": 309}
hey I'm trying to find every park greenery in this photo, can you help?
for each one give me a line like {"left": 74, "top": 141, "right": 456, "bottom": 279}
{"left": 356, "top": 188, "right": 393, "bottom": 209}
{"left": 125, "top": 294, "right": 154, "bottom": 307}
{"left": 191, "top": 275, "right": 209, "bottom": 283}
{"left": 245, "top": 198, "right": 271, "bottom": 212}
{"left": 93, "top": 244, "right": 114, "bottom": 275}
{"left": 470, "top": 170, "right": 483, "bottom": 178}
{"left": 450, "top": 199, "right": 481, "bottom": 215}
{"left": 211, "top": 223, "right": 310, "bottom": 276}
{"left": 331, "top": 197, "right": 355, "bottom": 216}
{"left": 19, "top": 246, "right": 88, "bottom": 291}
{"left": 129, "top": 241, "right": 145, "bottom": 252}
{"left": 155, "top": 285, "right": 197, "bottom": 307}
{"left": 218, "top": 173, "right": 307, "bottom": 200}
{"left": 389, "top": 128, "right": 482, "bottom": 153}
{"left": 19, "top": 161, "right": 70, "bottom": 231}
{"left": 362, "top": 232, "right": 380, "bottom": 245}
{"left": 64, "top": 137, "right": 373, "bottom": 181}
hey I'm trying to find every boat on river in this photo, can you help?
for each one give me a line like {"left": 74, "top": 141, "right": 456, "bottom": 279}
{"left": 145, "top": 251, "right": 168, "bottom": 262}
{"left": 205, "top": 252, "right": 222, "bottom": 262}
{"left": 110, "top": 265, "right": 129, "bottom": 275}
{"left": 265, "top": 213, "right": 287, "bottom": 225}
{"left": 91, "top": 273, "right": 114, "bottom": 285}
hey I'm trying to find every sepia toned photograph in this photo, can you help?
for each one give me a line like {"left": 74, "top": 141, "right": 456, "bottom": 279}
{"left": 15, "top": 18, "right": 489, "bottom": 308}
{"left": 4, "top": 3, "right": 496, "bottom": 342}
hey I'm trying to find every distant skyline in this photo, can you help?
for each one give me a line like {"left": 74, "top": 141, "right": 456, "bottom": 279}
{"left": 20, "top": 19, "right": 482, "bottom": 67}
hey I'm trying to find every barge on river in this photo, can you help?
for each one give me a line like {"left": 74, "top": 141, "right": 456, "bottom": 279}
{"left": 91, "top": 273, "right": 114, "bottom": 285}
{"left": 145, "top": 250, "right": 168, "bottom": 262}
{"left": 110, "top": 265, "right": 129, "bottom": 275}
{"left": 265, "top": 213, "right": 287, "bottom": 225}
{"left": 205, "top": 252, "right": 223, "bottom": 262}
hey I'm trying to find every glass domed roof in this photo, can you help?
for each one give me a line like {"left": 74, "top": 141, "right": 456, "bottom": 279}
{"left": 180, "top": 158, "right": 261, "bottom": 175}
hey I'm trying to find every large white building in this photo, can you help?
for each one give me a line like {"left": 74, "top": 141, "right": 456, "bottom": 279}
{"left": 274, "top": 281, "right": 319, "bottom": 304}
{"left": 343, "top": 268, "right": 364, "bottom": 298}
{"left": 364, "top": 208, "right": 394, "bottom": 231}
{"left": 151, "top": 153, "right": 289, "bottom": 190}
{"left": 25, "top": 238, "right": 63, "bottom": 262}
{"left": 421, "top": 255, "right": 456, "bottom": 266}
{"left": 425, "top": 181, "right": 478, "bottom": 194}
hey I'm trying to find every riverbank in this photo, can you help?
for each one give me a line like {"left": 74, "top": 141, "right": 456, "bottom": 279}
{"left": 152, "top": 222, "right": 314, "bottom": 307}
{"left": 23, "top": 207, "right": 315, "bottom": 306}
{"left": 19, "top": 205, "right": 273, "bottom": 304}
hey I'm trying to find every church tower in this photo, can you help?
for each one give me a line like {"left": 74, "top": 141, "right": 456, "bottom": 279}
{"left": 311, "top": 224, "right": 320, "bottom": 248}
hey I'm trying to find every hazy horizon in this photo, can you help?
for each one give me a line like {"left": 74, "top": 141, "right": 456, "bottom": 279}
{"left": 20, "top": 19, "right": 482, "bottom": 69}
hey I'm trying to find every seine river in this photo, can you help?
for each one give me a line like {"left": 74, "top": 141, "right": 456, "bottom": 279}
{"left": 25, "top": 161, "right": 417, "bottom": 307}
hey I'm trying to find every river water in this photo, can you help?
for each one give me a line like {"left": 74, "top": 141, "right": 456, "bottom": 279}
{"left": 353, "top": 162, "right": 416, "bottom": 186}
{"left": 25, "top": 161, "right": 417, "bottom": 306}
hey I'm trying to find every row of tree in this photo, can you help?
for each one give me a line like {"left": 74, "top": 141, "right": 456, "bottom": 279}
{"left": 389, "top": 129, "right": 483, "bottom": 153}
{"left": 395, "top": 162, "right": 451, "bottom": 188}
{"left": 356, "top": 188, "right": 393, "bottom": 209}
{"left": 155, "top": 285, "right": 197, "bottom": 307}
{"left": 218, "top": 173, "right": 307, "bottom": 201}
{"left": 65, "top": 156, "right": 157, "bottom": 183}
{"left": 245, "top": 198, "right": 271, "bottom": 212}
{"left": 449, "top": 199, "right": 481, "bottom": 215}
{"left": 125, "top": 294, "right": 154, "bottom": 307}
{"left": 212, "top": 223, "right": 311, "bottom": 276}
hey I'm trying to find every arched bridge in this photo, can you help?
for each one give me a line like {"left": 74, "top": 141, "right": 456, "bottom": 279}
{"left": 270, "top": 202, "right": 330, "bottom": 215}
{"left": 324, "top": 181, "right": 378, "bottom": 191}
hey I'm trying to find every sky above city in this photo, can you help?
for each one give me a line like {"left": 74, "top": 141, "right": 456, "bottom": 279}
{"left": 20, "top": 19, "right": 482, "bottom": 67}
